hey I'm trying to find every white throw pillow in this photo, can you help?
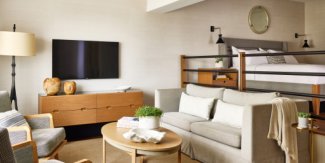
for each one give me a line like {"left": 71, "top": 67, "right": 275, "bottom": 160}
{"left": 232, "top": 46, "right": 268, "bottom": 67}
{"left": 179, "top": 92, "right": 214, "bottom": 120}
{"left": 267, "top": 49, "right": 299, "bottom": 64}
{"left": 212, "top": 100, "right": 244, "bottom": 128}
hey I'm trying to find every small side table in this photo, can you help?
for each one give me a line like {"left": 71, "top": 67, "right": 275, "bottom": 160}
{"left": 292, "top": 119, "right": 319, "bottom": 163}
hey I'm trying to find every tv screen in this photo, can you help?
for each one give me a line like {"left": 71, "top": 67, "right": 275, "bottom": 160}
{"left": 52, "top": 39, "right": 119, "bottom": 80}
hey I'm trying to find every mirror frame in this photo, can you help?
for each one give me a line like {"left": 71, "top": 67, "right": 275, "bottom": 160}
{"left": 248, "top": 6, "right": 270, "bottom": 34}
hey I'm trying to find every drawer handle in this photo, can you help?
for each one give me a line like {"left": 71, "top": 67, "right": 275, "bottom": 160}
{"left": 52, "top": 110, "right": 59, "bottom": 113}
{"left": 80, "top": 107, "right": 87, "bottom": 111}
{"left": 106, "top": 106, "right": 111, "bottom": 109}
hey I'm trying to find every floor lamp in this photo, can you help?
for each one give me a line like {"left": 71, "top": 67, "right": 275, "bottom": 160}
{"left": 0, "top": 24, "right": 35, "bottom": 110}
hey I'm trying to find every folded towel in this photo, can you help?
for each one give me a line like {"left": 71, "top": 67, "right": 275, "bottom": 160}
{"left": 267, "top": 97, "right": 298, "bottom": 163}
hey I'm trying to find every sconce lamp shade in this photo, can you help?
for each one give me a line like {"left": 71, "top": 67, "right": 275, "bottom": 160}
{"left": 216, "top": 34, "right": 225, "bottom": 44}
{"left": 303, "top": 40, "right": 310, "bottom": 48}
{"left": 0, "top": 31, "right": 35, "bottom": 56}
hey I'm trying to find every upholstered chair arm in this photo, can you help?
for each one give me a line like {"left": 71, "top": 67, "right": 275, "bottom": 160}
{"left": 155, "top": 88, "right": 184, "bottom": 112}
{"left": 25, "top": 113, "right": 54, "bottom": 129}
{"left": 12, "top": 140, "right": 38, "bottom": 163}
{"left": 241, "top": 100, "right": 309, "bottom": 162}
{"left": 7, "top": 126, "right": 32, "bottom": 145}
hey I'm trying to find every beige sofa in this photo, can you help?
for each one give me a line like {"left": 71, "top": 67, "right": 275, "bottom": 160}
{"left": 155, "top": 84, "right": 310, "bottom": 163}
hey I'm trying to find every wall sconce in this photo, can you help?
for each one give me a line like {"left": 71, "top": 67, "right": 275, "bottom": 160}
{"left": 210, "top": 26, "right": 224, "bottom": 44}
{"left": 295, "top": 32, "right": 310, "bottom": 48}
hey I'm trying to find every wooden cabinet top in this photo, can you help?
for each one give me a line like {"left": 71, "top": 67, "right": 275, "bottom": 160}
{"left": 39, "top": 89, "right": 142, "bottom": 97}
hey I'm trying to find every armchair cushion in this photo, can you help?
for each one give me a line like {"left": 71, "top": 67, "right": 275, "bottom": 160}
{"left": 32, "top": 128, "right": 66, "bottom": 157}
{"left": 162, "top": 112, "right": 207, "bottom": 131}
{"left": 191, "top": 121, "right": 241, "bottom": 148}
{"left": 0, "top": 91, "right": 11, "bottom": 112}
{"left": 0, "top": 127, "right": 15, "bottom": 163}
{"left": 0, "top": 110, "right": 30, "bottom": 128}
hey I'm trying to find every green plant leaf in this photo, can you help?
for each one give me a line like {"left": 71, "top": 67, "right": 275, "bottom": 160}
{"left": 135, "top": 105, "right": 163, "bottom": 117}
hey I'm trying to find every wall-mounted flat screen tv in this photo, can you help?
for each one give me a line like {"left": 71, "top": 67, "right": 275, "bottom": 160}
{"left": 52, "top": 39, "right": 119, "bottom": 80}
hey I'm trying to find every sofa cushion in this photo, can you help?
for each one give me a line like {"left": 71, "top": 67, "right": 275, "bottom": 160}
{"left": 179, "top": 93, "right": 214, "bottom": 120}
{"left": 223, "top": 89, "right": 278, "bottom": 106}
{"left": 212, "top": 100, "right": 244, "bottom": 128}
{"left": 191, "top": 121, "right": 241, "bottom": 148}
{"left": 0, "top": 110, "right": 30, "bottom": 128}
{"left": 32, "top": 128, "right": 66, "bottom": 157}
{"left": 186, "top": 84, "right": 225, "bottom": 99}
{"left": 162, "top": 112, "right": 207, "bottom": 131}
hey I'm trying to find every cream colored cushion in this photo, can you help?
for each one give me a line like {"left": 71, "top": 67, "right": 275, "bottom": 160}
{"left": 212, "top": 100, "right": 244, "bottom": 128}
{"left": 186, "top": 84, "right": 225, "bottom": 99}
{"left": 223, "top": 89, "right": 278, "bottom": 106}
{"left": 179, "top": 93, "right": 214, "bottom": 120}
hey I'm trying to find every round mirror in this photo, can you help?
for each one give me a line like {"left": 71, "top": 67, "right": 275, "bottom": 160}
{"left": 248, "top": 6, "right": 269, "bottom": 34}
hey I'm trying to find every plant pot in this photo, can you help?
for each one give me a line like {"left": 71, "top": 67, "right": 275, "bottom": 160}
{"left": 215, "top": 61, "right": 224, "bottom": 68}
{"left": 298, "top": 117, "right": 309, "bottom": 129}
{"left": 138, "top": 116, "right": 160, "bottom": 129}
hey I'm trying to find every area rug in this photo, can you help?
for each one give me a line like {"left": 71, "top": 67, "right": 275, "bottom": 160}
{"left": 59, "top": 138, "right": 199, "bottom": 163}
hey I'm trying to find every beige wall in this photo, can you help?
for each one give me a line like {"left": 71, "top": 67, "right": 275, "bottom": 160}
{"left": 304, "top": 0, "right": 325, "bottom": 64}
{"left": 0, "top": 0, "right": 304, "bottom": 114}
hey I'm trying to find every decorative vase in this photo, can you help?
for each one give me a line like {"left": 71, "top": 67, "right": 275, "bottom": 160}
{"left": 64, "top": 81, "right": 77, "bottom": 95}
{"left": 138, "top": 116, "right": 160, "bottom": 129}
{"left": 43, "top": 78, "right": 61, "bottom": 96}
{"left": 298, "top": 117, "right": 308, "bottom": 129}
{"left": 215, "top": 61, "right": 224, "bottom": 68}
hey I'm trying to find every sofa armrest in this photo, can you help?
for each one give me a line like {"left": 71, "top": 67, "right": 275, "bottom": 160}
{"left": 25, "top": 113, "right": 54, "bottom": 129}
{"left": 241, "top": 100, "right": 309, "bottom": 162}
{"left": 7, "top": 126, "right": 32, "bottom": 145}
{"left": 155, "top": 88, "right": 184, "bottom": 112}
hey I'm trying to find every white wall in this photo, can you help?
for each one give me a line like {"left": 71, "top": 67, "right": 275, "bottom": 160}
{"left": 304, "top": 0, "right": 325, "bottom": 64}
{"left": 0, "top": 0, "right": 304, "bottom": 114}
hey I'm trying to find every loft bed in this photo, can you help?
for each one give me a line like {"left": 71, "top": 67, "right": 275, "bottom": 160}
{"left": 181, "top": 38, "right": 325, "bottom": 115}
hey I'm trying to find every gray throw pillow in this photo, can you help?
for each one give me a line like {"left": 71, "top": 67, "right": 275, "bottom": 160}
{"left": 266, "top": 56, "right": 286, "bottom": 64}
{"left": 0, "top": 110, "right": 29, "bottom": 128}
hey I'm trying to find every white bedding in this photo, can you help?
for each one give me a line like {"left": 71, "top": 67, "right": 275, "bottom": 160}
{"left": 244, "top": 64, "right": 325, "bottom": 85}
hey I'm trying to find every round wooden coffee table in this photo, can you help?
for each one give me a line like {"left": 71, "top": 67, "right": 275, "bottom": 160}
{"left": 101, "top": 122, "right": 182, "bottom": 163}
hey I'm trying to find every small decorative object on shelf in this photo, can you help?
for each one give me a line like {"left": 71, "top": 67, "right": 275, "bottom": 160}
{"left": 64, "top": 81, "right": 76, "bottom": 95}
{"left": 297, "top": 112, "right": 311, "bottom": 129}
{"left": 215, "top": 57, "right": 224, "bottom": 68}
{"left": 43, "top": 77, "right": 61, "bottom": 96}
{"left": 135, "top": 105, "right": 163, "bottom": 129}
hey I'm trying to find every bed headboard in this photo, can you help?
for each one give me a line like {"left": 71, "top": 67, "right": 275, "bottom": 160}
{"left": 223, "top": 38, "right": 287, "bottom": 67}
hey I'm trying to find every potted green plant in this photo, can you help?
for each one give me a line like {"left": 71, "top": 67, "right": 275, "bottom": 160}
{"left": 297, "top": 112, "right": 311, "bottom": 129}
{"left": 135, "top": 105, "right": 163, "bottom": 129}
{"left": 215, "top": 57, "right": 224, "bottom": 68}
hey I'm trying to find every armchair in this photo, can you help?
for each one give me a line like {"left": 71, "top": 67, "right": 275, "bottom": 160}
{"left": 0, "top": 91, "right": 66, "bottom": 160}
{"left": 0, "top": 127, "right": 91, "bottom": 163}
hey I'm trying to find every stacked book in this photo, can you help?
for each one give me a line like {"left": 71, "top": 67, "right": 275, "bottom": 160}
{"left": 117, "top": 117, "right": 139, "bottom": 128}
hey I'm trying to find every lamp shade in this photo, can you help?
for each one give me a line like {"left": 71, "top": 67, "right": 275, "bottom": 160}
{"left": 0, "top": 31, "right": 35, "bottom": 56}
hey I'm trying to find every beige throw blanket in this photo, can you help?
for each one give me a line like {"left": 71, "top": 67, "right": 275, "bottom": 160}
{"left": 267, "top": 97, "right": 298, "bottom": 163}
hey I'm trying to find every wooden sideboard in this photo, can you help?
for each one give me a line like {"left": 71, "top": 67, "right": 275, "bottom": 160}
{"left": 39, "top": 90, "right": 143, "bottom": 127}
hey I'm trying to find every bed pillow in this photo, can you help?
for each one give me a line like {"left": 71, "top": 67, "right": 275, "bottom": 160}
{"left": 232, "top": 46, "right": 267, "bottom": 67}
{"left": 0, "top": 110, "right": 30, "bottom": 128}
{"left": 267, "top": 49, "right": 298, "bottom": 64}
{"left": 179, "top": 92, "right": 214, "bottom": 120}
{"left": 212, "top": 100, "right": 244, "bottom": 128}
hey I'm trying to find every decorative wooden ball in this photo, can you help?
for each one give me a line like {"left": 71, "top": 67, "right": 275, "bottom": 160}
{"left": 64, "top": 81, "right": 76, "bottom": 95}
{"left": 43, "top": 77, "right": 61, "bottom": 96}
